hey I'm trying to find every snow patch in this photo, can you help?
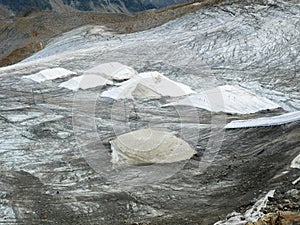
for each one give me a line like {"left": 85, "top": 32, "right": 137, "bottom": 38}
{"left": 110, "top": 128, "right": 196, "bottom": 165}
{"left": 225, "top": 111, "right": 300, "bottom": 129}
{"left": 163, "top": 85, "right": 280, "bottom": 114}
{"left": 101, "top": 71, "right": 195, "bottom": 100}
{"left": 85, "top": 62, "right": 137, "bottom": 81}
{"left": 59, "top": 74, "right": 113, "bottom": 91}
{"left": 22, "top": 68, "right": 76, "bottom": 83}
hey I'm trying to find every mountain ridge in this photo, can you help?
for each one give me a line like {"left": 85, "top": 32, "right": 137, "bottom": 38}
{"left": 0, "top": 0, "right": 190, "bottom": 15}
{"left": 1, "top": 0, "right": 223, "bottom": 67}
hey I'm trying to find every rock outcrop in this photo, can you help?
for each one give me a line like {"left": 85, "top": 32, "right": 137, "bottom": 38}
{"left": 246, "top": 211, "right": 300, "bottom": 225}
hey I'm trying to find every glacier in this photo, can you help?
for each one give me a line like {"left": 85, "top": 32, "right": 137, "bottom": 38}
{"left": 0, "top": 1, "right": 299, "bottom": 224}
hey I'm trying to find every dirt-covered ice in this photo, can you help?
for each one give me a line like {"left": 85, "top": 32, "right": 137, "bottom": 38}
{"left": 0, "top": 0, "right": 299, "bottom": 224}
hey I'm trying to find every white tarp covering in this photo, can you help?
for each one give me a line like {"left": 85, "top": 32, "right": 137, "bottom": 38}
{"left": 101, "top": 71, "right": 195, "bottom": 100}
{"left": 23, "top": 68, "right": 76, "bottom": 83}
{"left": 110, "top": 128, "right": 196, "bottom": 165}
{"left": 163, "top": 85, "right": 280, "bottom": 114}
{"left": 291, "top": 154, "right": 300, "bottom": 169}
{"left": 85, "top": 62, "right": 137, "bottom": 81}
{"left": 59, "top": 75, "right": 113, "bottom": 91}
{"left": 225, "top": 111, "right": 300, "bottom": 129}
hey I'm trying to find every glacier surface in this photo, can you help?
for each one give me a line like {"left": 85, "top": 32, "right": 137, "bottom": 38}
{"left": 0, "top": 1, "right": 299, "bottom": 224}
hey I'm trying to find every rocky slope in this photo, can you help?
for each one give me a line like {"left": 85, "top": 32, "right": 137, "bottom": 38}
{"left": 0, "top": 0, "right": 222, "bottom": 67}
{"left": 0, "top": 0, "right": 189, "bottom": 14}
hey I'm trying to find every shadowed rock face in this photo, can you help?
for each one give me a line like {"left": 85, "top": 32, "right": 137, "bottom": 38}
{"left": 0, "top": 0, "right": 299, "bottom": 224}
{"left": 246, "top": 211, "right": 300, "bottom": 225}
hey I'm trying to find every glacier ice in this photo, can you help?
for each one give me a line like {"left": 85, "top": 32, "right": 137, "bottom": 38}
{"left": 0, "top": 201, "right": 16, "bottom": 224}
{"left": 0, "top": 1, "right": 298, "bottom": 223}
{"left": 163, "top": 85, "right": 281, "bottom": 114}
